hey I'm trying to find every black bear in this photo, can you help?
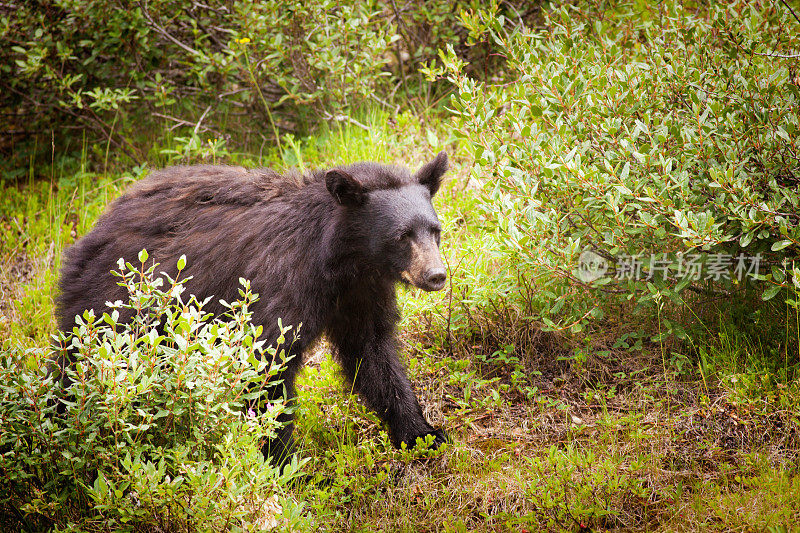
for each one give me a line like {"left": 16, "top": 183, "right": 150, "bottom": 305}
{"left": 57, "top": 152, "right": 450, "bottom": 462}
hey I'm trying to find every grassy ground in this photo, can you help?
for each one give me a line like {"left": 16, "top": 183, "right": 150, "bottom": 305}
{"left": 2, "top": 114, "right": 799, "bottom": 531}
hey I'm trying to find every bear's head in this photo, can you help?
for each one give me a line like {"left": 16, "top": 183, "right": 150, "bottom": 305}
{"left": 325, "top": 152, "right": 449, "bottom": 292}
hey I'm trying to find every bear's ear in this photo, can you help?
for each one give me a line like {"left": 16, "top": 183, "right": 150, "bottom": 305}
{"left": 414, "top": 151, "right": 448, "bottom": 197}
{"left": 326, "top": 169, "right": 365, "bottom": 206}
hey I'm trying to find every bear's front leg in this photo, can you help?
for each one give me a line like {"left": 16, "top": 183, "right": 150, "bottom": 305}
{"left": 260, "top": 377, "right": 297, "bottom": 466}
{"left": 259, "top": 366, "right": 299, "bottom": 466}
{"left": 328, "top": 304, "right": 447, "bottom": 450}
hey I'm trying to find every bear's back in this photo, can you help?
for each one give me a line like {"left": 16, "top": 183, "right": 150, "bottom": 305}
{"left": 126, "top": 165, "right": 309, "bottom": 206}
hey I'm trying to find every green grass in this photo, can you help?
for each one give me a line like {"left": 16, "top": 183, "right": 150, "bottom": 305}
{"left": 0, "top": 163, "right": 139, "bottom": 347}
{"left": 2, "top": 112, "right": 800, "bottom": 531}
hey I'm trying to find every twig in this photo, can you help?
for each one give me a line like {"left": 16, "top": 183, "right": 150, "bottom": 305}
{"left": 752, "top": 50, "right": 800, "bottom": 59}
{"left": 189, "top": 1, "right": 230, "bottom": 15}
{"left": 208, "top": 24, "right": 236, "bottom": 35}
{"left": 388, "top": 0, "right": 412, "bottom": 97}
{"left": 369, "top": 93, "right": 400, "bottom": 114}
{"left": 153, "top": 111, "right": 218, "bottom": 135}
{"left": 322, "top": 112, "right": 369, "bottom": 131}
{"left": 189, "top": 16, "right": 223, "bottom": 49}
{"left": 781, "top": 0, "right": 800, "bottom": 26}
{"left": 725, "top": 27, "right": 800, "bottom": 59}
{"left": 153, "top": 112, "right": 194, "bottom": 131}
{"left": 193, "top": 105, "right": 211, "bottom": 136}
{"left": 216, "top": 87, "right": 250, "bottom": 99}
{"left": 137, "top": 1, "right": 201, "bottom": 56}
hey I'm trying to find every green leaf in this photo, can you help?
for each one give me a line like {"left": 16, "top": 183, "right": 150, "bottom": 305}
{"left": 740, "top": 232, "right": 753, "bottom": 247}
{"left": 771, "top": 266, "right": 786, "bottom": 284}
{"left": 762, "top": 285, "right": 782, "bottom": 301}
{"left": 620, "top": 162, "right": 630, "bottom": 181}
{"left": 771, "top": 240, "right": 792, "bottom": 251}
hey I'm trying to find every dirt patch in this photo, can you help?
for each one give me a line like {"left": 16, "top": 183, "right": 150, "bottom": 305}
{"left": 0, "top": 252, "right": 36, "bottom": 313}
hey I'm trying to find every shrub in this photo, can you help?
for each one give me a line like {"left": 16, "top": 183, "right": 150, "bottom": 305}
{"left": 0, "top": 252, "right": 305, "bottom": 531}
{"left": 1, "top": 0, "right": 540, "bottom": 176}
{"left": 428, "top": 0, "right": 800, "bottom": 339}
{"left": 2, "top": 1, "right": 397, "bottom": 166}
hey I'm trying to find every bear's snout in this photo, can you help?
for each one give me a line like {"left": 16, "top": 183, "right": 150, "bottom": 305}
{"left": 402, "top": 237, "right": 447, "bottom": 292}
{"left": 423, "top": 267, "right": 447, "bottom": 291}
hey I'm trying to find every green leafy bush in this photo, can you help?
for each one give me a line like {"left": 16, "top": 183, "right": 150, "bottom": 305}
{"left": 0, "top": 253, "right": 305, "bottom": 531}
{"left": 3, "top": 1, "right": 397, "bottom": 160}
{"left": 429, "top": 0, "right": 800, "bottom": 337}
{"left": 2, "top": 0, "right": 537, "bottom": 175}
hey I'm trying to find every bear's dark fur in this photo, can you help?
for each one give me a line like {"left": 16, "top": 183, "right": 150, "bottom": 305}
{"left": 57, "top": 152, "right": 450, "bottom": 462}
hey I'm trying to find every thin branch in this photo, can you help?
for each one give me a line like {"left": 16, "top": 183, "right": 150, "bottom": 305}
{"left": 388, "top": 0, "right": 411, "bottom": 96}
{"left": 208, "top": 24, "right": 236, "bottom": 35}
{"left": 153, "top": 112, "right": 194, "bottom": 128}
{"left": 193, "top": 105, "right": 211, "bottom": 136}
{"left": 369, "top": 93, "right": 400, "bottom": 114}
{"left": 216, "top": 87, "right": 250, "bottom": 99}
{"left": 752, "top": 50, "right": 800, "bottom": 58}
{"left": 781, "top": 0, "right": 800, "bottom": 26}
{"left": 321, "top": 112, "right": 369, "bottom": 131}
{"left": 189, "top": 1, "right": 230, "bottom": 15}
{"left": 137, "top": 1, "right": 202, "bottom": 56}
{"left": 153, "top": 111, "right": 217, "bottom": 135}
{"left": 188, "top": 15, "right": 224, "bottom": 49}
{"left": 725, "top": 28, "right": 800, "bottom": 60}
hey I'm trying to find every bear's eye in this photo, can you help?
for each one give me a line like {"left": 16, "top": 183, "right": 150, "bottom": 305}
{"left": 398, "top": 229, "right": 414, "bottom": 241}
{"left": 431, "top": 227, "right": 441, "bottom": 245}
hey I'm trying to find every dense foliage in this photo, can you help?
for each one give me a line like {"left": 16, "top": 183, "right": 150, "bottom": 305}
{"left": 429, "top": 0, "right": 800, "bottom": 337}
{"left": 1, "top": 0, "right": 535, "bottom": 175}
{"left": 0, "top": 254, "right": 304, "bottom": 531}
